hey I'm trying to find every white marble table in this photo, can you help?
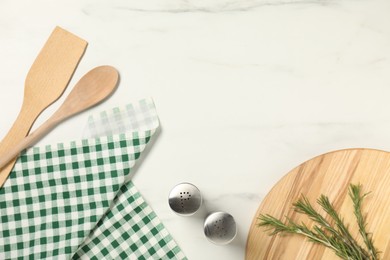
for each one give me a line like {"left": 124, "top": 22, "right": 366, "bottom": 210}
{"left": 1, "top": 0, "right": 390, "bottom": 259}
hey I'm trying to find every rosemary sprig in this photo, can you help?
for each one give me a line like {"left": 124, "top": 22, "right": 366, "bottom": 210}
{"left": 349, "top": 184, "right": 379, "bottom": 260}
{"left": 257, "top": 184, "right": 380, "bottom": 260}
{"left": 317, "top": 194, "right": 369, "bottom": 259}
{"left": 258, "top": 214, "right": 344, "bottom": 256}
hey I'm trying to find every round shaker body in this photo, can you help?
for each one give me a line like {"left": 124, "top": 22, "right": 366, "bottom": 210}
{"left": 204, "top": 212, "right": 237, "bottom": 245}
{"left": 168, "top": 182, "right": 202, "bottom": 216}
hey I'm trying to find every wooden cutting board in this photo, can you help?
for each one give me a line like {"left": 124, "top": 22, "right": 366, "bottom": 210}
{"left": 246, "top": 148, "right": 390, "bottom": 259}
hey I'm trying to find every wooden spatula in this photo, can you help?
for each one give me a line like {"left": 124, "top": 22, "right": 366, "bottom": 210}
{"left": 0, "top": 66, "right": 119, "bottom": 170}
{"left": 0, "top": 26, "right": 87, "bottom": 187}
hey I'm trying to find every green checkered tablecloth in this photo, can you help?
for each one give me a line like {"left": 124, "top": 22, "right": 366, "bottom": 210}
{"left": 0, "top": 98, "right": 187, "bottom": 260}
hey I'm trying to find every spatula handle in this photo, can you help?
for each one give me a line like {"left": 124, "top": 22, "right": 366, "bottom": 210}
{"left": 0, "top": 104, "right": 42, "bottom": 187}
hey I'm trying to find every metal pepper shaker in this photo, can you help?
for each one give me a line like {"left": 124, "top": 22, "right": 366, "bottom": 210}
{"left": 168, "top": 182, "right": 202, "bottom": 216}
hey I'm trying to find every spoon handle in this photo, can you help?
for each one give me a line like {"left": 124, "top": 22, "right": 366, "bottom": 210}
{"left": 0, "top": 116, "right": 58, "bottom": 170}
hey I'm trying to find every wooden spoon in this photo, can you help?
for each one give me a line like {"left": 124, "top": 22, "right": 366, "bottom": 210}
{"left": 0, "top": 66, "right": 119, "bottom": 170}
{"left": 0, "top": 26, "right": 87, "bottom": 187}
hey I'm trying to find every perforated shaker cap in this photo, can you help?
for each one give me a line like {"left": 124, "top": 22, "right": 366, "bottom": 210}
{"left": 168, "top": 182, "right": 202, "bottom": 216}
{"left": 204, "top": 212, "right": 237, "bottom": 245}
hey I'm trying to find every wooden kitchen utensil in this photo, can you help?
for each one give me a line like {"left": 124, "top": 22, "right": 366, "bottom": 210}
{"left": 0, "top": 66, "right": 119, "bottom": 169}
{"left": 0, "top": 26, "right": 87, "bottom": 187}
{"left": 246, "top": 148, "right": 390, "bottom": 259}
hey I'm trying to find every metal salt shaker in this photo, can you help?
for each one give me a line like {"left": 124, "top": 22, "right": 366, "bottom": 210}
{"left": 204, "top": 212, "right": 237, "bottom": 245}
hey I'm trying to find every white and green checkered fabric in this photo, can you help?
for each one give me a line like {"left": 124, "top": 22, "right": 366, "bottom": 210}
{"left": 73, "top": 182, "right": 185, "bottom": 260}
{"left": 0, "top": 98, "right": 187, "bottom": 260}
